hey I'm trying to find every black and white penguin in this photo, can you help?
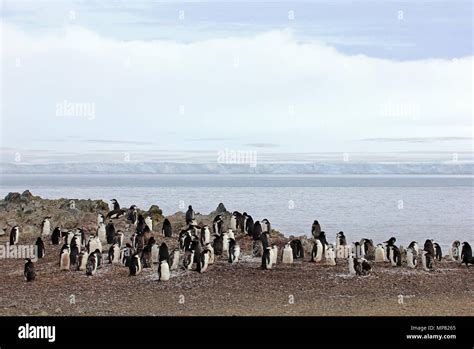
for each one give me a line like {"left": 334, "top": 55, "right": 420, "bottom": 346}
{"left": 200, "top": 225, "right": 211, "bottom": 245}
{"left": 192, "top": 239, "right": 203, "bottom": 272}
{"left": 388, "top": 245, "right": 402, "bottom": 266}
{"left": 145, "top": 216, "right": 153, "bottom": 231}
{"left": 336, "top": 231, "right": 347, "bottom": 254}
{"left": 421, "top": 250, "right": 433, "bottom": 271}
{"left": 41, "top": 217, "right": 51, "bottom": 236}
{"left": 282, "top": 243, "right": 293, "bottom": 264}
{"left": 77, "top": 251, "right": 89, "bottom": 271}
{"left": 108, "top": 243, "right": 121, "bottom": 264}
{"left": 158, "top": 243, "right": 170, "bottom": 281}
{"left": 129, "top": 254, "right": 142, "bottom": 276}
{"left": 361, "top": 238, "right": 375, "bottom": 261}
{"left": 24, "top": 259, "right": 36, "bottom": 282}
{"left": 97, "top": 213, "right": 105, "bottom": 226}
{"left": 408, "top": 241, "right": 419, "bottom": 255}
{"left": 136, "top": 214, "right": 146, "bottom": 235}
{"left": 127, "top": 205, "right": 138, "bottom": 224}
{"left": 212, "top": 234, "right": 224, "bottom": 256}
{"left": 114, "top": 230, "right": 124, "bottom": 247}
{"left": 261, "top": 247, "right": 273, "bottom": 270}
{"left": 245, "top": 215, "right": 254, "bottom": 236}
{"left": 60, "top": 244, "right": 70, "bottom": 271}
{"left": 311, "top": 239, "right": 324, "bottom": 263}
{"left": 311, "top": 220, "right": 321, "bottom": 239}
{"left": 384, "top": 237, "right": 396, "bottom": 261}
{"left": 235, "top": 211, "right": 245, "bottom": 232}
{"left": 406, "top": 247, "right": 417, "bottom": 268}
{"left": 230, "top": 212, "right": 238, "bottom": 231}
{"left": 120, "top": 243, "right": 134, "bottom": 267}
{"left": 433, "top": 242, "right": 443, "bottom": 261}
{"left": 228, "top": 238, "right": 240, "bottom": 264}
{"left": 70, "top": 238, "right": 79, "bottom": 267}
{"left": 51, "top": 227, "right": 61, "bottom": 245}
{"left": 200, "top": 250, "right": 210, "bottom": 273}
{"left": 348, "top": 255, "right": 371, "bottom": 276}
{"left": 106, "top": 199, "right": 126, "bottom": 219}
{"left": 87, "top": 234, "right": 102, "bottom": 254}
{"left": 35, "top": 237, "right": 45, "bottom": 258}
{"left": 423, "top": 239, "right": 435, "bottom": 259}
{"left": 375, "top": 244, "right": 385, "bottom": 263}
{"left": 86, "top": 251, "right": 99, "bottom": 276}
{"left": 448, "top": 240, "right": 461, "bottom": 262}
{"left": 290, "top": 239, "right": 304, "bottom": 259}
{"left": 185, "top": 205, "right": 195, "bottom": 225}
{"left": 169, "top": 248, "right": 181, "bottom": 271}
{"left": 97, "top": 222, "right": 106, "bottom": 244}
{"left": 141, "top": 240, "right": 153, "bottom": 268}
{"left": 261, "top": 218, "right": 271, "bottom": 234}
{"left": 135, "top": 234, "right": 145, "bottom": 254}
{"left": 252, "top": 221, "right": 263, "bottom": 241}
{"left": 9, "top": 226, "right": 19, "bottom": 245}
{"left": 461, "top": 242, "right": 473, "bottom": 267}
{"left": 162, "top": 218, "right": 173, "bottom": 237}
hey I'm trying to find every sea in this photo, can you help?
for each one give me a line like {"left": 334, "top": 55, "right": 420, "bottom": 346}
{"left": 0, "top": 174, "right": 472, "bottom": 251}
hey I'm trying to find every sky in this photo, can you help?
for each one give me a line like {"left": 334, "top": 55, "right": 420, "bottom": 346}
{"left": 0, "top": 0, "right": 472, "bottom": 164}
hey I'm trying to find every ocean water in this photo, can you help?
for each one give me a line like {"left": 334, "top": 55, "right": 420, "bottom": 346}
{"left": 0, "top": 174, "right": 472, "bottom": 251}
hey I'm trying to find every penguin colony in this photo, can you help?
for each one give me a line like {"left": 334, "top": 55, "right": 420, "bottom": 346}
{"left": 8, "top": 199, "right": 472, "bottom": 283}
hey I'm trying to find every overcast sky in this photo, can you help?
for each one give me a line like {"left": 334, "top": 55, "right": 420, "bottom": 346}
{"left": 0, "top": 0, "right": 472, "bottom": 164}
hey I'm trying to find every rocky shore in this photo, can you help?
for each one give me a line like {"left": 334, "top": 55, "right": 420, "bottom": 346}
{"left": 0, "top": 191, "right": 472, "bottom": 316}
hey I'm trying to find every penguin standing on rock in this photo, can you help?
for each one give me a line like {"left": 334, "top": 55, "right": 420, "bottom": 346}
{"left": 200, "top": 225, "right": 211, "bottom": 245}
{"left": 388, "top": 245, "right": 402, "bottom": 266}
{"left": 60, "top": 244, "right": 70, "bottom": 271}
{"left": 97, "top": 213, "right": 105, "bottom": 226}
{"left": 245, "top": 215, "right": 254, "bottom": 236}
{"left": 108, "top": 243, "right": 121, "bottom": 264}
{"left": 421, "top": 250, "right": 433, "bottom": 271}
{"left": 461, "top": 242, "right": 473, "bottom": 267}
{"left": 185, "top": 205, "right": 195, "bottom": 225}
{"left": 145, "top": 216, "right": 153, "bottom": 231}
{"left": 423, "top": 240, "right": 435, "bottom": 260}
{"left": 408, "top": 241, "right": 419, "bottom": 255}
{"left": 261, "top": 219, "right": 271, "bottom": 234}
{"left": 106, "top": 199, "right": 126, "bottom": 219}
{"left": 261, "top": 247, "right": 273, "bottom": 270}
{"left": 77, "top": 251, "right": 89, "bottom": 271}
{"left": 162, "top": 218, "right": 173, "bottom": 237}
{"left": 433, "top": 243, "right": 443, "bottom": 261}
{"left": 24, "top": 259, "right": 36, "bottom": 281}
{"left": 127, "top": 205, "right": 138, "bottom": 224}
{"left": 228, "top": 238, "right": 240, "bottom": 264}
{"left": 158, "top": 243, "right": 171, "bottom": 281}
{"left": 384, "top": 237, "right": 396, "bottom": 261}
{"left": 311, "top": 220, "right": 321, "bottom": 239}
{"left": 41, "top": 217, "right": 51, "bottom": 236}
{"left": 86, "top": 250, "right": 100, "bottom": 276}
{"left": 129, "top": 254, "right": 142, "bottom": 276}
{"left": 51, "top": 227, "right": 61, "bottom": 245}
{"left": 10, "top": 226, "right": 19, "bottom": 245}
{"left": 230, "top": 212, "right": 238, "bottom": 231}
{"left": 35, "top": 237, "right": 46, "bottom": 258}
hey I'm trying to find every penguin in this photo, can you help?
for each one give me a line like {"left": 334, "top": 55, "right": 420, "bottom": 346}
{"left": 235, "top": 211, "right": 244, "bottom": 232}
{"left": 108, "top": 243, "right": 121, "bottom": 264}
{"left": 388, "top": 245, "right": 402, "bottom": 266}
{"left": 65, "top": 231, "right": 75, "bottom": 245}
{"left": 461, "top": 242, "right": 473, "bottom": 267}
{"left": 408, "top": 241, "right": 419, "bottom": 255}
{"left": 261, "top": 247, "right": 273, "bottom": 270}
{"left": 222, "top": 231, "right": 230, "bottom": 253}
{"left": 384, "top": 237, "right": 396, "bottom": 261}
{"left": 9, "top": 226, "right": 19, "bottom": 245}
{"left": 200, "top": 250, "right": 210, "bottom": 273}
{"left": 87, "top": 235, "right": 102, "bottom": 254}
{"left": 41, "top": 217, "right": 51, "bottom": 236}
{"left": 162, "top": 218, "right": 173, "bottom": 237}
{"left": 200, "top": 225, "right": 211, "bottom": 245}
{"left": 290, "top": 239, "right": 304, "bottom": 259}
{"left": 145, "top": 216, "right": 153, "bottom": 231}
{"left": 448, "top": 240, "right": 461, "bottom": 262}
{"left": 245, "top": 215, "right": 254, "bottom": 236}
{"left": 135, "top": 234, "right": 145, "bottom": 254}
{"left": 192, "top": 240, "right": 203, "bottom": 272}
{"left": 129, "top": 254, "right": 142, "bottom": 276}
{"left": 230, "top": 212, "right": 237, "bottom": 231}
{"left": 336, "top": 231, "right": 347, "bottom": 257}
{"left": 311, "top": 220, "right": 321, "bottom": 239}
{"left": 35, "top": 237, "right": 45, "bottom": 258}
{"left": 213, "top": 234, "right": 223, "bottom": 256}
{"left": 423, "top": 239, "right": 435, "bottom": 260}
{"left": 77, "top": 251, "right": 89, "bottom": 271}
{"left": 325, "top": 245, "right": 336, "bottom": 266}
{"left": 24, "top": 259, "right": 36, "bottom": 281}
{"left": 421, "top": 250, "right": 433, "bottom": 271}
{"left": 158, "top": 243, "right": 170, "bottom": 281}
{"left": 51, "top": 227, "right": 61, "bottom": 245}
{"left": 261, "top": 218, "right": 271, "bottom": 233}
{"left": 97, "top": 222, "right": 107, "bottom": 244}
{"left": 114, "top": 230, "right": 124, "bottom": 247}
{"left": 73, "top": 230, "right": 83, "bottom": 251}
{"left": 374, "top": 244, "right": 385, "bottom": 263}
{"left": 106, "top": 199, "right": 126, "bottom": 219}
{"left": 270, "top": 245, "right": 278, "bottom": 265}
{"left": 204, "top": 243, "right": 215, "bottom": 264}
{"left": 97, "top": 213, "right": 105, "bottom": 226}
{"left": 406, "top": 248, "right": 417, "bottom": 268}
{"left": 183, "top": 249, "right": 195, "bottom": 270}
{"left": 252, "top": 221, "right": 263, "bottom": 241}
{"left": 228, "top": 238, "right": 240, "bottom": 264}
{"left": 361, "top": 239, "right": 375, "bottom": 261}
{"left": 127, "top": 205, "right": 138, "bottom": 224}
{"left": 106, "top": 221, "right": 116, "bottom": 244}
{"left": 141, "top": 241, "right": 153, "bottom": 268}
{"left": 151, "top": 241, "right": 159, "bottom": 264}
{"left": 185, "top": 205, "right": 195, "bottom": 225}
{"left": 86, "top": 251, "right": 99, "bottom": 276}
{"left": 252, "top": 239, "right": 263, "bottom": 258}
{"left": 282, "top": 243, "right": 293, "bottom": 264}
{"left": 169, "top": 248, "right": 180, "bottom": 271}
{"left": 311, "top": 239, "right": 323, "bottom": 262}
{"left": 121, "top": 243, "right": 134, "bottom": 267}
{"left": 433, "top": 243, "right": 442, "bottom": 261}
{"left": 260, "top": 229, "right": 269, "bottom": 249}
{"left": 70, "top": 238, "right": 79, "bottom": 267}
{"left": 135, "top": 214, "right": 146, "bottom": 235}
{"left": 60, "top": 246, "right": 70, "bottom": 271}
{"left": 348, "top": 255, "right": 356, "bottom": 275}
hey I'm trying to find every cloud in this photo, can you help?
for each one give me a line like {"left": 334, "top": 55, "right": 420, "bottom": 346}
{"left": 1, "top": 22, "right": 472, "bottom": 156}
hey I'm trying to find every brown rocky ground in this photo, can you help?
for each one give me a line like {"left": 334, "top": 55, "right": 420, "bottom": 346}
{"left": 0, "top": 191, "right": 472, "bottom": 316}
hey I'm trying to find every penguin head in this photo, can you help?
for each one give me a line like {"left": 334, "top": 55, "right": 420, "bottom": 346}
{"left": 24, "top": 258, "right": 31, "bottom": 264}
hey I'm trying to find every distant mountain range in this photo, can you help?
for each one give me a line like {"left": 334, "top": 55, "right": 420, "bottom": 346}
{"left": 1, "top": 162, "right": 473, "bottom": 175}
